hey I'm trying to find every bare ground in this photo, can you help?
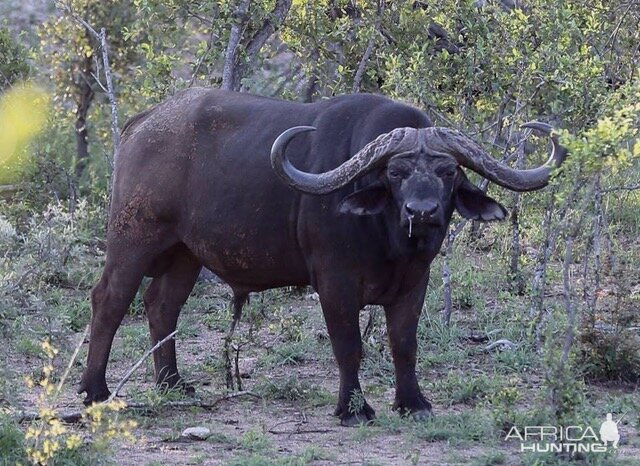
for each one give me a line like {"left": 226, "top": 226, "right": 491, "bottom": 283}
{"left": 9, "top": 281, "right": 640, "bottom": 465}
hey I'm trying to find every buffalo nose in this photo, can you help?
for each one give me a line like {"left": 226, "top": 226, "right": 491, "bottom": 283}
{"left": 405, "top": 201, "right": 439, "bottom": 218}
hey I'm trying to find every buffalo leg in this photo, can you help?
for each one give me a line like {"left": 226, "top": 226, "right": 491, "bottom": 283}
{"left": 79, "top": 257, "right": 149, "bottom": 405}
{"left": 384, "top": 288, "right": 432, "bottom": 419}
{"left": 319, "top": 291, "right": 375, "bottom": 426}
{"left": 143, "top": 248, "right": 201, "bottom": 394}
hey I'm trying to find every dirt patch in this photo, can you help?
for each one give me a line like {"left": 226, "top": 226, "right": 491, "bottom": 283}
{"left": 8, "top": 282, "right": 640, "bottom": 465}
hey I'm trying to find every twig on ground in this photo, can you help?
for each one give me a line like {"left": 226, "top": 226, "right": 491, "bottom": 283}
{"left": 17, "top": 411, "right": 84, "bottom": 424}
{"left": 126, "top": 390, "right": 260, "bottom": 411}
{"left": 602, "top": 184, "right": 640, "bottom": 193}
{"left": 268, "top": 427, "right": 333, "bottom": 435}
{"left": 17, "top": 391, "right": 260, "bottom": 424}
{"left": 19, "top": 392, "right": 259, "bottom": 424}
{"left": 55, "top": 325, "right": 89, "bottom": 396}
{"left": 0, "top": 184, "right": 21, "bottom": 194}
{"left": 485, "top": 339, "right": 517, "bottom": 351}
{"left": 106, "top": 330, "right": 178, "bottom": 403}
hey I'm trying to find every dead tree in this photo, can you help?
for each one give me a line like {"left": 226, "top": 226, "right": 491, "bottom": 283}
{"left": 352, "top": 0, "right": 385, "bottom": 93}
{"left": 55, "top": 1, "right": 120, "bottom": 170}
{"left": 73, "top": 43, "right": 95, "bottom": 179}
{"left": 222, "top": 0, "right": 293, "bottom": 92}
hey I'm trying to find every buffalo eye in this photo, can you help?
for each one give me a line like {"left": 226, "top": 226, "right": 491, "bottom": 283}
{"left": 437, "top": 167, "right": 457, "bottom": 178}
{"left": 388, "top": 169, "right": 407, "bottom": 181}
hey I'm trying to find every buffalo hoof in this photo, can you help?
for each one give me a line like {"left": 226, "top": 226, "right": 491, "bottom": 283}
{"left": 393, "top": 395, "right": 432, "bottom": 420}
{"left": 335, "top": 403, "right": 376, "bottom": 427}
{"left": 79, "top": 385, "right": 111, "bottom": 406}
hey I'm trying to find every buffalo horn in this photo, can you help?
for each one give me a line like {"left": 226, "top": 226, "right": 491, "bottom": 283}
{"left": 270, "top": 121, "right": 567, "bottom": 195}
{"left": 270, "top": 126, "right": 420, "bottom": 194}
{"left": 417, "top": 121, "right": 567, "bottom": 192}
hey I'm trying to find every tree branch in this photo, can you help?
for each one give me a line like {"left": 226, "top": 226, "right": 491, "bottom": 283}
{"left": 245, "top": 0, "right": 292, "bottom": 61}
{"left": 352, "top": 0, "right": 385, "bottom": 93}
{"left": 232, "top": 0, "right": 293, "bottom": 92}
{"left": 221, "top": 0, "right": 251, "bottom": 91}
{"left": 602, "top": 184, "right": 640, "bottom": 193}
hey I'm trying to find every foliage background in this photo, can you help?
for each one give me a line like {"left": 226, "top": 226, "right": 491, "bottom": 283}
{"left": 0, "top": 0, "right": 639, "bottom": 464}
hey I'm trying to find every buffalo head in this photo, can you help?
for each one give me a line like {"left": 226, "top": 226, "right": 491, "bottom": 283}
{"left": 270, "top": 123, "right": 564, "bottom": 237}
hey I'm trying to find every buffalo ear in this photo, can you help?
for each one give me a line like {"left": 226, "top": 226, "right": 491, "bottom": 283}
{"left": 338, "top": 184, "right": 389, "bottom": 216}
{"left": 454, "top": 173, "right": 508, "bottom": 221}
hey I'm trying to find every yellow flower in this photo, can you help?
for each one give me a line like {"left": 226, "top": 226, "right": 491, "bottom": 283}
{"left": 66, "top": 434, "right": 83, "bottom": 450}
{"left": 41, "top": 339, "right": 59, "bottom": 359}
{"left": 38, "top": 406, "right": 55, "bottom": 419}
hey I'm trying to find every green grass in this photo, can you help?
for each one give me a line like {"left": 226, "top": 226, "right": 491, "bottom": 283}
{"left": 0, "top": 414, "right": 26, "bottom": 466}
{"left": 260, "top": 340, "right": 309, "bottom": 367}
{"left": 432, "top": 371, "right": 493, "bottom": 406}
{"left": 227, "top": 430, "right": 332, "bottom": 466}
{"left": 256, "top": 375, "right": 334, "bottom": 406}
{"left": 470, "top": 451, "right": 507, "bottom": 466}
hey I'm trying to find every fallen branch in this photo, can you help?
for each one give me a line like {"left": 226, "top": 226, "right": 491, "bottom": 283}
{"left": 16, "top": 391, "right": 260, "bottom": 424}
{"left": 602, "top": 184, "right": 640, "bottom": 193}
{"left": 107, "top": 330, "right": 178, "bottom": 403}
{"left": 0, "top": 184, "right": 21, "bottom": 194}
{"left": 268, "top": 427, "right": 332, "bottom": 435}
{"left": 127, "top": 390, "right": 260, "bottom": 411}
{"left": 17, "top": 410, "right": 84, "bottom": 424}
{"left": 485, "top": 339, "right": 517, "bottom": 351}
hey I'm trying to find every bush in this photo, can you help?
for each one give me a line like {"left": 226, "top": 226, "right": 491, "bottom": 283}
{"left": 0, "top": 199, "right": 105, "bottom": 332}
{"left": 0, "top": 25, "right": 29, "bottom": 91}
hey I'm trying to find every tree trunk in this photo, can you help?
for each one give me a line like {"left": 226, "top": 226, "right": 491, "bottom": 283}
{"left": 74, "top": 53, "right": 95, "bottom": 179}
{"left": 221, "top": 0, "right": 251, "bottom": 91}
{"left": 222, "top": 0, "right": 292, "bottom": 92}
{"left": 509, "top": 146, "right": 525, "bottom": 294}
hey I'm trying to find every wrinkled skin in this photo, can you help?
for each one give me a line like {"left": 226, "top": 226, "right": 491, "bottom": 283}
{"left": 79, "top": 89, "right": 506, "bottom": 426}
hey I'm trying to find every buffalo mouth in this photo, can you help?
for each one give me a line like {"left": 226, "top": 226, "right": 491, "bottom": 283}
{"left": 401, "top": 215, "right": 443, "bottom": 237}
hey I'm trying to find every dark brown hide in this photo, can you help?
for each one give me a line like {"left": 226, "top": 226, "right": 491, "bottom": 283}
{"left": 79, "top": 89, "right": 560, "bottom": 426}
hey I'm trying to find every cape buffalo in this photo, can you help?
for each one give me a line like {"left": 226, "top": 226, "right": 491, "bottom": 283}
{"left": 79, "top": 88, "right": 565, "bottom": 426}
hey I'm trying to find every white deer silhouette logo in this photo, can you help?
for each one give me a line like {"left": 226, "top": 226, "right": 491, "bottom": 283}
{"left": 599, "top": 413, "right": 620, "bottom": 448}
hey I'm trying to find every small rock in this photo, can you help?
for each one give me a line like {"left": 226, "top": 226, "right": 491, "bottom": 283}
{"left": 306, "top": 292, "right": 320, "bottom": 301}
{"left": 239, "top": 357, "right": 257, "bottom": 378}
{"left": 181, "top": 426, "right": 211, "bottom": 440}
